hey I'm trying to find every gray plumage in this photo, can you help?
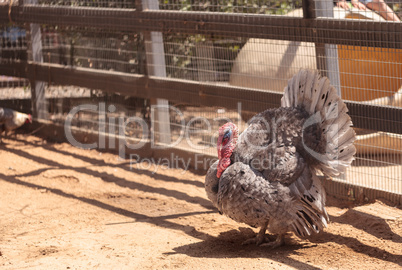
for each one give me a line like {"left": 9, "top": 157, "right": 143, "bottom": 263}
{"left": 205, "top": 69, "right": 356, "bottom": 247}
{"left": 0, "top": 107, "right": 32, "bottom": 138}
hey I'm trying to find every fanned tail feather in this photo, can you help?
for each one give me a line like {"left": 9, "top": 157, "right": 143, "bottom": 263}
{"left": 281, "top": 69, "right": 356, "bottom": 177}
{"left": 289, "top": 170, "right": 329, "bottom": 238}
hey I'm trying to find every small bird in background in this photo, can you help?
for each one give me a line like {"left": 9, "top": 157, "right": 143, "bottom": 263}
{"left": 205, "top": 69, "right": 356, "bottom": 248}
{"left": 0, "top": 107, "right": 32, "bottom": 142}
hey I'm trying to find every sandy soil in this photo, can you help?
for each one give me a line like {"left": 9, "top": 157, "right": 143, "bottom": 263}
{"left": 0, "top": 134, "right": 401, "bottom": 270}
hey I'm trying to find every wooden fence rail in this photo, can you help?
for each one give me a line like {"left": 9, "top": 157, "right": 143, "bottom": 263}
{"left": 0, "top": 61, "right": 401, "bottom": 135}
{"left": 1, "top": 5, "right": 402, "bottom": 49}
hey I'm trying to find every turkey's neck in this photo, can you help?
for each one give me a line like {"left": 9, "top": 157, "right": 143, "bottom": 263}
{"left": 217, "top": 134, "right": 238, "bottom": 178}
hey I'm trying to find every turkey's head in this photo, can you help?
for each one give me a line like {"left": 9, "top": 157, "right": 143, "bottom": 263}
{"left": 216, "top": 122, "right": 238, "bottom": 178}
{"left": 26, "top": 114, "right": 32, "bottom": 124}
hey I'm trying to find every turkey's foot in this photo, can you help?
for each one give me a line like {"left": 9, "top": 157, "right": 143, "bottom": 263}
{"left": 260, "top": 234, "right": 285, "bottom": 249}
{"left": 241, "top": 221, "right": 270, "bottom": 246}
{"left": 241, "top": 234, "right": 271, "bottom": 246}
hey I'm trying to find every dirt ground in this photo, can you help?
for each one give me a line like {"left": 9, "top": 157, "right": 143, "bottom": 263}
{"left": 0, "top": 134, "right": 401, "bottom": 270}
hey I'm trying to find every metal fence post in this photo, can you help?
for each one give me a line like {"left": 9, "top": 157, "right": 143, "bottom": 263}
{"left": 303, "top": 0, "right": 345, "bottom": 181}
{"left": 25, "top": 0, "right": 47, "bottom": 119}
{"left": 141, "top": 0, "right": 172, "bottom": 146}
{"left": 303, "top": 0, "right": 342, "bottom": 95}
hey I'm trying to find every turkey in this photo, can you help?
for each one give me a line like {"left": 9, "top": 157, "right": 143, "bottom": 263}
{"left": 0, "top": 107, "right": 32, "bottom": 142}
{"left": 205, "top": 69, "right": 356, "bottom": 248}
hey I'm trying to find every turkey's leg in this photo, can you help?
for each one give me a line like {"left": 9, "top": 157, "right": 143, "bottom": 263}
{"left": 242, "top": 221, "right": 269, "bottom": 246}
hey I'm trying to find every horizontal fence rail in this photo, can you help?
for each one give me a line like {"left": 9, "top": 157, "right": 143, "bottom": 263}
{"left": 1, "top": 5, "right": 402, "bottom": 49}
{"left": 1, "top": 61, "right": 401, "bottom": 135}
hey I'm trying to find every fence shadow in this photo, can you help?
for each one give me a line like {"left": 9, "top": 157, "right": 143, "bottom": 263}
{"left": 166, "top": 228, "right": 320, "bottom": 270}
{"left": 0, "top": 171, "right": 212, "bottom": 240}
{"left": 11, "top": 135, "right": 205, "bottom": 188}
{"left": 2, "top": 135, "right": 401, "bottom": 269}
{"left": 329, "top": 210, "right": 402, "bottom": 244}
{"left": 170, "top": 224, "right": 401, "bottom": 267}
{"left": 3, "top": 140, "right": 213, "bottom": 210}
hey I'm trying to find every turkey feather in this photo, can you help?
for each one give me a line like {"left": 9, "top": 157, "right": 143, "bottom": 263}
{"left": 205, "top": 69, "right": 356, "bottom": 247}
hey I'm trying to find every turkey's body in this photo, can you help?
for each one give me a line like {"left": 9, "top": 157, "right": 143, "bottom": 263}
{"left": 0, "top": 107, "right": 32, "bottom": 138}
{"left": 205, "top": 69, "right": 356, "bottom": 247}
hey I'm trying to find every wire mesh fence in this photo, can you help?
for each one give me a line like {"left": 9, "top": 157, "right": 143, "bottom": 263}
{"left": 158, "top": 0, "right": 302, "bottom": 15}
{"left": 36, "top": 0, "right": 136, "bottom": 8}
{"left": 1, "top": 25, "right": 27, "bottom": 61}
{"left": 29, "top": 26, "right": 145, "bottom": 73}
{"left": 0, "top": 0, "right": 401, "bottom": 203}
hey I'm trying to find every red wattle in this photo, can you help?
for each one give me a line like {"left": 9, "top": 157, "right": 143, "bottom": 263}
{"left": 216, "top": 157, "right": 231, "bottom": 178}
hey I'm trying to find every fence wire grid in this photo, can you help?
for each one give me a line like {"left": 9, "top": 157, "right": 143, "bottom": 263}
{"left": 0, "top": 0, "right": 401, "bottom": 203}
